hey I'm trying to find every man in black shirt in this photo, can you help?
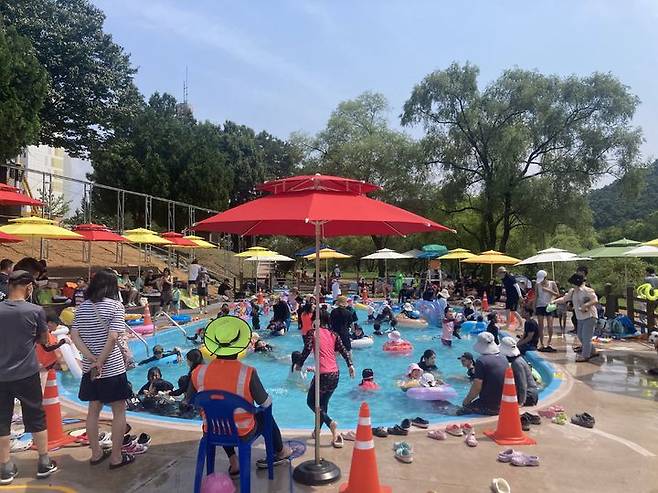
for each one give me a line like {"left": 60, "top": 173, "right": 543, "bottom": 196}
{"left": 497, "top": 267, "right": 523, "bottom": 328}
{"left": 329, "top": 296, "right": 354, "bottom": 350}
{"left": 518, "top": 309, "right": 540, "bottom": 354}
{"left": 0, "top": 259, "right": 13, "bottom": 301}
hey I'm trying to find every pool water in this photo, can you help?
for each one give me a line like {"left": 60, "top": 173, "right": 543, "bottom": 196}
{"left": 59, "top": 311, "right": 556, "bottom": 429}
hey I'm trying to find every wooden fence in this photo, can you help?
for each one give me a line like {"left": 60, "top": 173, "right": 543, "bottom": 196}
{"left": 601, "top": 283, "right": 657, "bottom": 332}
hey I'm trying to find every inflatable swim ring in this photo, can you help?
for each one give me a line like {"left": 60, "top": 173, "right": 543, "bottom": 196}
{"left": 351, "top": 336, "right": 374, "bottom": 349}
{"left": 52, "top": 326, "right": 82, "bottom": 379}
{"left": 126, "top": 318, "right": 144, "bottom": 327}
{"left": 415, "top": 300, "right": 443, "bottom": 326}
{"left": 170, "top": 314, "right": 192, "bottom": 324}
{"left": 131, "top": 323, "right": 155, "bottom": 335}
{"left": 395, "top": 314, "right": 429, "bottom": 328}
{"left": 406, "top": 384, "right": 458, "bottom": 401}
{"left": 383, "top": 340, "right": 413, "bottom": 353}
{"left": 637, "top": 283, "right": 658, "bottom": 301}
{"left": 469, "top": 321, "right": 487, "bottom": 335}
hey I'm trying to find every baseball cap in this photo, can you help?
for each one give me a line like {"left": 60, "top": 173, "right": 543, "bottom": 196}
{"left": 536, "top": 270, "right": 547, "bottom": 283}
{"left": 8, "top": 270, "right": 35, "bottom": 286}
{"left": 458, "top": 352, "right": 474, "bottom": 361}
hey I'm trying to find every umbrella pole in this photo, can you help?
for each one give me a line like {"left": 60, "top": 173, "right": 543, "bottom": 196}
{"left": 552, "top": 262, "right": 555, "bottom": 282}
{"left": 88, "top": 242, "right": 92, "bottom": 281}
{"left": 293, "top": 221, "right": 341, "bottom": 485}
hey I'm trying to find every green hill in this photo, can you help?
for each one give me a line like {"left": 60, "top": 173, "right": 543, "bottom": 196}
{"left": 589, "top": 161, "right": 658, "bottom": 229}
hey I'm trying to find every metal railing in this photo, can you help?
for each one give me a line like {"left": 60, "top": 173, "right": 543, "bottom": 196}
{"left": 124, "top": 322, "right": 150, "bottom": 356}
{"left": 154, "top": 311, "right": 188, "bottom": 340}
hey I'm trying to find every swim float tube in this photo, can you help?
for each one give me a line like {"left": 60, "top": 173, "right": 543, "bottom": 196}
{"left": 131, "top": 323, "right": 154, "bottom": 335}
{"left": 383, "top": 340, "right": 413, "bottom": 353}
{"left": 170, "top": 314, "right": 192, "bottom": 324}
{"left": 406, "top": 384, "right": 458, "bottom": 401}
{"left": 395, "top": 314, "right": 429, "bottom": 328}
{"left": 351, "top": 336, "right": 374, "bottom": 349}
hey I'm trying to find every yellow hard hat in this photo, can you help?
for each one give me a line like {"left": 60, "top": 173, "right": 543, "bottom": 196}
{"left": 59, "top": 307, "right": 75, "bottom": 326}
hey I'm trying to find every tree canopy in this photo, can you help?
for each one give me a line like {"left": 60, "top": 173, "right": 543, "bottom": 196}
{"left": 401, "top": 62, "right": 643, "bottom": 251}
{"left": 0, "top": 17, "right": 48, "bottom": 162}
{"left": 1, "top": 0, "right": 140, "bottom": 157}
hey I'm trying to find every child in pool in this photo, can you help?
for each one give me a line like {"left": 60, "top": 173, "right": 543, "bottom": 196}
{"left": 250, "top": 299, "right": 261, "bottom": 330}
{"left": 359, "top": 368, "right": 380, "bottom": 390}
{"left": 418, "top": 349, "right": 438, "bottom": 373}
{"left": 487, "top": 312, "right": 500, "bottom": 344}
{"left": 399, "top": 363, "right": 423, "bottom": 391}
{"left": 287, "top": 351, "right": 311, "bottom": 390}
{"left": 419, "top": 372, "right": 438, "bottom": 388}
{"left": 254, "top": 339, "right": 274, "bottom": 353}
{"left": 441, "top": 307, "right": 454, "bottom": 346}
{"left": 299, "top": 302, "right": 314, "bottom": 336}
{"left": 138, "top": 367, "right": 174, "bottom": 396}
{"left": 219, "top": 303, "right": 230, "bottom": 317}
{"left": 350, "top": 323, "right": 366, "bottom": 340}
{"left": 400, "top": 302, "right": 418, "bottom": 319}
{"left": 186, "top": 326, "right": 204, "bottom": 345}
{"left": 462, "top": 298, "right": 475, "bottom": 320}
{"left": 367, "top": 303, "right": 376, "bottom": 322}
{"left": 373, "top": 322, "right": 386, "bottom": 336}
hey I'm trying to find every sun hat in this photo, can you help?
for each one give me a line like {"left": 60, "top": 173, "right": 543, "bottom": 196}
{"left": 406, "top": 363, "right": 422, "bottom": 376}
{"left": 438, "top": 288, "right": 449, "bottom": 299}
{"left": 419, "top": 373, "right": 436, "bottom": 387}
{"left": 496, "top": 266, "right": 507, "bottom": 274}
{"left": 499, "top": 336, "right": 521, "bottom": 358}
{"left": 335, "top": 295, "right": 348, "bottom": 307}
{"left": 458, "top": 351, "right": 474, "bottom": 361}
{"left": 473, "top": 331, "right": 500, "bottom": 355}
{"left": 388, "top": 330, "right": 402, "bottom": 341}
{"left": 536, "top": 270, "right": 547, "bottom": 283}
{"left": 463, "top": 297, "right": 473, "bottom": 306}
{"left": 403, "top": 302, "right": 414, "bottom": 312}
{"left": 203, "top": 315, "right": 253, "bottom": 357}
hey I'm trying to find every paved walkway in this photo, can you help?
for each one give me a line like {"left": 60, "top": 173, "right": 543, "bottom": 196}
{"left": 7, "top": 334, "right": 658, "bottom": 492}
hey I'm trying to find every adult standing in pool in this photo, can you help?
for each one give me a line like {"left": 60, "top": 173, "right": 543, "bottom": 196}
{"left": 329, "top": 296, "right": 355, "bottom": 350}
{"left": 70, "top": 269, "right": 135, "bottom": 470}
{"left": 187, "top": 259, "right": 200, "bottom": 296}
{"left": 497, "top": 267, "right": 523, "bottom": 329}
{"left": 534, "top": 270, "right": 559, "bottom": 352}
{"left": 296, "top": 308, "right": 355, "bottom": 448}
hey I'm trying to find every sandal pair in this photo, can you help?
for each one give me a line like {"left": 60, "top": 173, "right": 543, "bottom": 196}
{"left": 393, "top": 441, "right": 413, "bottom": 463}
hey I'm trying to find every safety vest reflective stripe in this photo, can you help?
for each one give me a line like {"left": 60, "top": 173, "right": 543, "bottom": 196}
{"left": 236, "top": 365, "right": 248, "bottom": 398}
{"left": 195, "top": 364, "right": 208, "bottom": 391}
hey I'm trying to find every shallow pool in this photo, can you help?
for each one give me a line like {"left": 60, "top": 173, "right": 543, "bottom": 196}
{"left": 58, "top": 311, "right": 557, "bottom": 429}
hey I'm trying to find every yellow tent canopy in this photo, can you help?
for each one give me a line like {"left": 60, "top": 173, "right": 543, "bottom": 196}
{"left": 123, "top": 228, "right": 172, "bottom": 245}
{"left": 303, "top": 248, "right": 351, "bottom": 260}
{"left": 234, "top": 246, "right": 270, "bottom": 257}
{"left": 183, "top": 235, "right": 215, "bottom": 249}
{"left": 440, "top": 248, "right": 477, "bottom": 260}
{"left": 462, "top": 250, "right": 521, "bottom": 277}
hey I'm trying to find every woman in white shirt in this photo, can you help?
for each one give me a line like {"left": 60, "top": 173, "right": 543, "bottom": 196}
{"left": 554, "top": 273, "right": 598, "bottom": 362}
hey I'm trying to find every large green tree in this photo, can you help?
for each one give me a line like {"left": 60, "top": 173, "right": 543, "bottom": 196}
{"left": 401, "top": 63, "right": 643, "bottom": 251}
{"left": 1, "top": 0, "right": 141, "bottom": 157}
{"left": 0, "top": 18, "right": 48, "bottom": 162}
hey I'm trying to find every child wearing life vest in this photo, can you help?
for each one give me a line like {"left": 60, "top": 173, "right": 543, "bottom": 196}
{"left": 358, "top": 368, "right": 380, "bottom": 391}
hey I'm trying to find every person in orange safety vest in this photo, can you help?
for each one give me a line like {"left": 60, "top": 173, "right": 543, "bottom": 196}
{"left": 191, "top": 316, "right": 292, "bottom": 477}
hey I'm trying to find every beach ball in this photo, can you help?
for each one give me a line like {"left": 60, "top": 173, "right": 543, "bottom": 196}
{"left": 59, "top": 307, "right": 76, "bottom": 326}
{"left": 200, "top": 473, "right": 235, "bottom": 493}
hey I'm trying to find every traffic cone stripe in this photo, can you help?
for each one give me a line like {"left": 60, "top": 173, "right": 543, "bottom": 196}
{"left": 43, "top": 397, "right": 60, "bottom": 406}
{"left": 358, "top": 417, "right": 371, "bottom": 426}
{"left": 40, "top": 369, "right": 78, "bottom": 451}
{"left": 354, "top": 439, "right": 375, "bottom": 450}
{"left": 504, "top": 378, "right": 515, "bottom": 385}
{"left": 502, "top": 395, "right": 517, "bottom": 403}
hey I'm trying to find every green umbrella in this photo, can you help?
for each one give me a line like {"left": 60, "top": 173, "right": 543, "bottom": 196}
{"left": 580, "top": 238, "right": 641, "bottom": 285}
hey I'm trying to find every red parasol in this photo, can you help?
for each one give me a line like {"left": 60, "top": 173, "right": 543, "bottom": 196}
{"left": 160, "top": 231, "right": 198, "bottom": 247}
{"left": 69, "top": 224, "right": 128, "bottom": 279}
{"left": 0, "top": 231, "right": 23, "bottom": 243}
{"left": 0, "top": 183, "right": 43, "bottom": 207}
{"left": 195, "top": 174, "right": 455, "bottom": 485}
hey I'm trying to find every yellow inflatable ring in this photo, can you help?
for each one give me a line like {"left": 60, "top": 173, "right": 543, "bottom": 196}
{"left": 637, "top": 283, "right": 658, "bottom": 301}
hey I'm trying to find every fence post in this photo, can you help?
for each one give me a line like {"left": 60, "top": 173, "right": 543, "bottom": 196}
{"left": 603, "top": 283, "right": 615, "bottom": 318}
{"left": 626, "top": 286, "right": 635, "bottom": 325}
{"left": 647, "top": 300, "right": 656, "bottom": 332}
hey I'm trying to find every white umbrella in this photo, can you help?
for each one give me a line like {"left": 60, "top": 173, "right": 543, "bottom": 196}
{"left": 362, "top": 248, "right": 412, "bottom": 283}
{"left": 401, "top": 249, "right": 424, "bottom": 258}
{"left": 243, "top": 253, "right": 295, "bottom": 262}
{"left": 516, "top": 247, "right": 591, "bottom": 280}
{"left": 624, "top": 245, "right": 658, "bottom": 257}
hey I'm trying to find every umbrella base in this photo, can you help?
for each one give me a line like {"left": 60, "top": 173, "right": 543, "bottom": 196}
{"left": 293, "top": 459, "right": 341, "bottom": 486}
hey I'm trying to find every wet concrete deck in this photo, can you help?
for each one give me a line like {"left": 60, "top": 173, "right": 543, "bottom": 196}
{"left": 7, "top": 333, "right": 658, "bottom": 492}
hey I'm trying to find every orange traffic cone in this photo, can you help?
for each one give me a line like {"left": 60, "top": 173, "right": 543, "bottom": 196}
{"left": 143, "top": 303, "right": 153, "bottom": 325}
{"left": 339, "top": 402, "right": 391, "bottom": 493}
{"left": 484, "top": 367, "right": 536, "bottom": 445}
{"left": 42, "top": 369, "right": 78, "bottom": 450}
{"left": 481, "top": 296, "right": 489, "bottom": 311}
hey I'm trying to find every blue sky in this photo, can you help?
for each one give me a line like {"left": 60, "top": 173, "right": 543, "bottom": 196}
{"left": 95, "top": 0, "right": 658, "bottom": 160}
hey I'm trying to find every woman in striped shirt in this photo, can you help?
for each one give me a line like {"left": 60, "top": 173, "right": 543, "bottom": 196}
{"left": 71, "top": 270, "right": 135, "bottom": 470}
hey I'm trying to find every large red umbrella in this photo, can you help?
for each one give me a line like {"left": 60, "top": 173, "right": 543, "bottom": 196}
{"left": 160, "top": 231, "right": 198, "bottom": 247}
{"left": 68, "top": 224, "right": 128, "bottom": 279}
{"left": 195, "top": 174, "right": 454, "bottom": 485}
{"left": 0, "top": 183, "right": 43, "bottom": 207}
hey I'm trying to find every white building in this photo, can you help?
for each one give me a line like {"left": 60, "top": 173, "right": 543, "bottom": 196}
{"left": 14, "top": 145, "right": 92, "bottom": 216}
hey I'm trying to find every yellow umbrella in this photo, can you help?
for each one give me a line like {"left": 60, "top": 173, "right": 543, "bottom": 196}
{"left": 439, "top": 248, "right": 477, "bottom": 277}
{"left": 0, "top": 216, "right": 82, "bottom": 239}
{"left": 462, "top": 250, "right": 521, "bottom": 277}
{"left": 304, "top": 248, "right": 352, "bottom": 290}
{"left": 643, "top": 238, "right": 658, "bottom": 247}
{"left": 182, "top": 235, "right": 216, "bottom": 249}
{"left": 234, "top": 246, "right": 270, "bottom": 257}
{"left": 122, "top": 228, "right": 173, "bottom": 245}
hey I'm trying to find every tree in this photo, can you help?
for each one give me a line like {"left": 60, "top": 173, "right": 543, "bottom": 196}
{"left": 294, "top": 92, "right": 434, "bottom": 273}
{"left": 0, "top": 17, "right": 48, "bottom": 162}
{"left": 401, "top": 63, "right": 643, "bottom": 251}
{"left": 1, "top": 0, "right": 141, "bottom": 157}
{"left": 37, "top": 188, "right": 70, "bottom": 218}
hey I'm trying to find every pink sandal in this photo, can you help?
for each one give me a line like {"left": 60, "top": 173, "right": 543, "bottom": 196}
{"left": 445, "top": 424, "right": 463, "bottom": 437}
{"left": 460, "top": 423, "right": 473, "bottom": 433}
{"left": 464, "top": 432, "right": 478, "bottom": 447}
{"left": 427, "top": 429, "right": 447, "bottom": 440}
